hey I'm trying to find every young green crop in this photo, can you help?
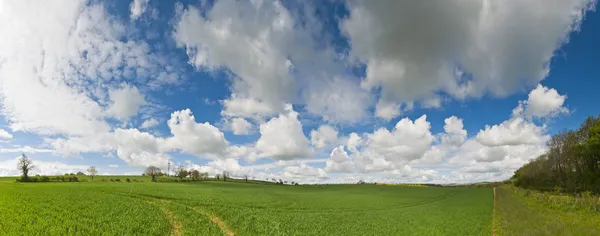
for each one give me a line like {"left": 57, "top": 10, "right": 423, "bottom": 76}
{"left": 0, "top": 178, "right": 493, "bottom": 235}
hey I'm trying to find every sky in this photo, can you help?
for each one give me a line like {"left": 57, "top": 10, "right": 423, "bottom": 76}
{"left": 0, "top": 0, "right": 598, "bottom": 184}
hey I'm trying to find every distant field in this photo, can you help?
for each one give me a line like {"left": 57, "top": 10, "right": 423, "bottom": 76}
{"left": 495, "top": 187, "right": 600, "bottom": 236}
{"left": 0, "top": 178, "right": 493, "bottom": 235}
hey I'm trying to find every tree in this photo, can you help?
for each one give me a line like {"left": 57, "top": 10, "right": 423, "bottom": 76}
{"left": 145, "top": 166, "right": 161, "bottom": 182}
{"left": 190, "top": 170, "right": 201, "bottom": 180}
{"left": 176, "top": 166, "right": 188, "bottom": 181}
{"left": 216, "top": 174, "right": 220, "bottom": 180}
{"left": 17, "top": 154, "right": 34, "bottom": 180}
{"left": 222, "top": 171, "right": 229, "bottom": 181}
{"left": 87, "top": 166, "right": 98, "bottom": 182}
{"left": 76, "top": 171, "right": 85, "bottom": 176}
{"left": 243, "top": 174, "right": 249, "bottom": 182}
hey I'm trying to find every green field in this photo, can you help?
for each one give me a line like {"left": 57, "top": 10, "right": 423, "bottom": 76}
{"left": 0, "top": 177, "right": 493, "bottom": 236}
{"left": 495, "top": 187, "right": 600, "bottom": 236}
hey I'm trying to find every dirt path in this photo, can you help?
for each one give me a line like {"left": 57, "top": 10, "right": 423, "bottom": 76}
{"left": 492, "top": 187, "right": 497, "bottom": 236}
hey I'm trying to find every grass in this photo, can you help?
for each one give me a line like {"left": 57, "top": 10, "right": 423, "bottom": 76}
{"left": 495, "top": 186, "right": 600, "bottom": 236}
{"left": 0, "top": 177, "right": 493, "bottom": 235}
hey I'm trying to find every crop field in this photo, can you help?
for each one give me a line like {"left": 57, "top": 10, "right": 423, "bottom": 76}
{"left": 0, "top": 178, "right": 493, "bottom": 235}
{"left": 495, "top": 187, "right": 600, "bottom": 236}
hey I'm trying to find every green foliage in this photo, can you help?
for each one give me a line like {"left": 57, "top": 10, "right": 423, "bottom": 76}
{"left": 0, "top": 179, "right": 493, "bottom": 235}
{"left": 512, "top": 116, "right": 600, "bottom": 193}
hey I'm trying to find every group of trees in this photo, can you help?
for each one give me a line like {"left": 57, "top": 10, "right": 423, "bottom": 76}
{"left": 144, "top": 165, "right": 210, "bottom": 182}
{"left": 511, "top": 116, "right": 600, "bottom": 193}
{"left": 16, "top": 155, "right": 99, "bottom": 182}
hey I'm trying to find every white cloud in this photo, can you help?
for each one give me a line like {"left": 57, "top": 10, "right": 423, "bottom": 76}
{"left": 310, "top": 125, "right": 339, "bottom": 149}
{"left": 229, "top": 117, "right": 252, "bottom": 135}
{"left": 106, "top": 83, "right": 146, "bottom": 121}
{"left": 475, "top": 117, "right": 549, "bottom": 147}
{"left": 374, "top": 100, "right": 401, "bottom": 121}
{"left": 325, "top": 146, "right": 354, "bottom": 172}
{"left": 174, "top": 0, "right": 357, "bottom": 124}
{"left": 130, "top": 0, "right": 149, "bottom": 20}
{"left": 220, "top": 94, "right": 279, "bottom": 120}
{"left": 441, "top": 116, "right": 467, "bottom": 146}
{"left": 140, "top": 118, "right": 159, "bottom": 129}
{"left": 516, "top": 84, "right": 569, "bottom": 119}
{"left": 363, "top": 115, "right": 434, "bottom": 166}
{"left": 0, "top": 1, "right": 180, "bottom": 136}
{"left": 0, "top": 129, "right": 13, "bottom": 139}
{"left": 108, "top": 164, "right": 119, "bottom": 168}
{"left": 303, "top": 77, "right": 371, "bottom": 123}
{"left": 282, "top": 163, "right": 328, "bottom": 182}
{"left": 173, "top": 0, "right": 297, "bottom": 111}
{"left": 342, "top": 0, "right": 595, "bottom": 108}
{"left": 255, "top": 105, "right": 312, "bottom": 160}
{"left": 52, "top": 108, "right": 228, "bottom": 168}
{"left": 165, "top": 109, "right": 228, "bottom": 157}
{"left": 0, "top": 146, "right": 55, "bottom": 154}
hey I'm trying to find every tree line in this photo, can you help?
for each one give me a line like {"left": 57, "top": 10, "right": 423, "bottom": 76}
{"left": 511, "top": 115, "right": 600, "bottom": 193}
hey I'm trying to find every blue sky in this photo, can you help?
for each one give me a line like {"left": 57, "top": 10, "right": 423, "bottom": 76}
{"left": 0, "top": 0, "right": 598, "bottom": 183}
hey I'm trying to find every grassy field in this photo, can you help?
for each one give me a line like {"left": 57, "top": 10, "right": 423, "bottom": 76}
{"left": 0, "top": 177, "right": 493, "bottom": 235}
{"left": 495, "top": 187, "right": 600, "bottom": 236}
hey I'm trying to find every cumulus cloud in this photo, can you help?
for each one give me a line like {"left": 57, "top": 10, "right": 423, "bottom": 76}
{"left": 220, "top": 94, "right": 279, "bottom": 120}
{"left": 165, "top": 109, "right": 228, "bottom": 157}
{"left": 228, "top": 117, "right": 252, "bottom": 135}
{"left": 140, "top": 118, "right": 159, "bottom": 129}
{"left": 303, "top": 77, "right": 371, "bottom": 123}
{"left": 310, "top": 125, "right": 339, "bottom": 149}
{"left": 0, "top": 1, "right": 180, "bottom": 136}
{"left": 475, "top": 117, "right": 549, "bottom": 147}
{"left": 130, "top": 0, "right": 149, "bottom": 20}
{"left": 342, "top": 0, "right": 595, "bottom": 110}
{"left": 255, "top": 105, "right": 312, "bottom": 160}
{"left": 106, "top": 83, "right": 146, "bottom": 121}
{"left": 363, "top": 115, "right": 434, "bottom": 165}
{"left": 441, "top": 116, "right": 468, "bottom": 146}
{"left": 515, "top": 84, "right": 569, "bottom": 119}
{"left": 173, "top": 0, "right": 298, "bottom": 110}
{"left": 0, "top": 129, "right": 13, "bottom": 139}
{"left": 325, "top": 146, "right": 354, "bottom": 172}
{"left": 51, "top": 109, "right": 228, "bottom": 168}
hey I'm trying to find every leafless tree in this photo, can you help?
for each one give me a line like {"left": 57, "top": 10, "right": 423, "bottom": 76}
{"left": 87, "top": 166, "right": 98, "bottom": 182}
{"left": 17, "top": 154, "right": 34, "bottom": 180}
{"left": 243, "top": 174, "right": 249, "bottom": 182}
{"left": 145, "top": 166, "right": 161, "bottom": 182}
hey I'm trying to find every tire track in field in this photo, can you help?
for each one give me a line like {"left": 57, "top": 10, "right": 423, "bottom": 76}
{"left": 492, "top": 187, "right": 497, "bottom": 236}
{"left": 170, "top": 201, "right": 235, "bottom": 236}
{"left": 147, "top": 200, "right": 183, "bottom": 236}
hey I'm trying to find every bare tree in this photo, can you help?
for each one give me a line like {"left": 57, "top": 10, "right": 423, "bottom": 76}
{"left": 176, "top": 166, "right": 188, "bottom": 181}
{"left": 243, "top": 174, "right": 249, "bottom": 182}
{"left": 87, "top": 166, "right": 98, "bottom": 182}
{"left": 216, "top": 174, "right": 221, "bottom": 180}
{"left": 145, "top": 166, "right": 161, "bottom": 182}
{"left": 202, "top": 172, "right": 209, "bottom": 180}
{"left": 17, "top": 154, "right": 34, "bottom": 180}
